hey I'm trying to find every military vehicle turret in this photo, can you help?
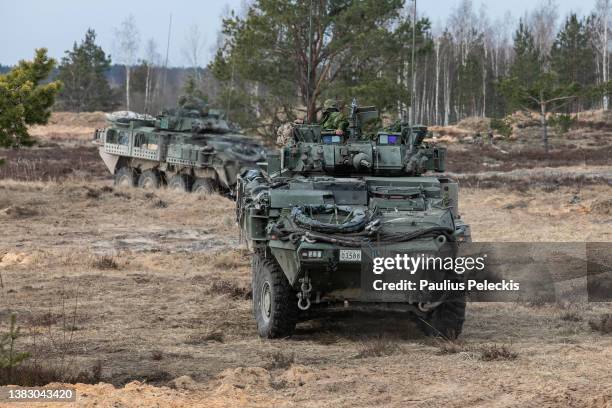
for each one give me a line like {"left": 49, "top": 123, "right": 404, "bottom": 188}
{"left": 93, "top": 100, "right": 266, "bottom": 195}
{"left": 236, "top": 100, "right": 471, "bottom": 339}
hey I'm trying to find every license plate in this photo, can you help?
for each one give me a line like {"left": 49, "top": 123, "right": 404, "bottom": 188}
{"left": 339, "top": 249, "right": 361, "bottom": 262}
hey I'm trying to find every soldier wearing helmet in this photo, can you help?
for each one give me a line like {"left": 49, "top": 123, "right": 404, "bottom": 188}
{"left": 320, "top": 99, "right": 348, "bottom": 135}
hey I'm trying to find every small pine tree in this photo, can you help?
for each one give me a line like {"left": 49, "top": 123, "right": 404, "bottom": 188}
{"left": 57, "top": 29, "right": 117, "bottom": 112}
{"left": 0, "top": 48, "right": 62, "bottom": 147}
{"left": 0, "top": 315, "right": 30, "bottom": 382}
{"left": 500, "top": 21, "right": 581, "bottom": 152}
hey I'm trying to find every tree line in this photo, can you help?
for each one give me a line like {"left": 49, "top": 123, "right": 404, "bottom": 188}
{"left": 210, "top": 0, "right": 612, "bottom": 145}
{"left": 3, "top": 0, "right": 612, "bottom": 148}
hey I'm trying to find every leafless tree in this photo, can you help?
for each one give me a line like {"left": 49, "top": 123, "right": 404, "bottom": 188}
{"left": 182, "top": 23, "right": 206, "bottom": 83}
{"left": 592, "top": 0, "right": 611, "bottom": 110}
{"left": 528, "top": 0, "right": 558, "bottom": 67}
{"left": 143, "top": 38, "right": 161, "bottom": 113}
{"left": 449, "top": 0, "right": 479, "bottom": 66}
{"left": 114, "top": 14, "right": 140, "bottom": 111}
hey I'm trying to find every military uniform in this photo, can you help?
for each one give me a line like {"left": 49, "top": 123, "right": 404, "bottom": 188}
{"left": 319, "top": 100, "right": 348, "bottom": 133}
{"left": 276, "top": 122, "right": 295, "bottom": 146}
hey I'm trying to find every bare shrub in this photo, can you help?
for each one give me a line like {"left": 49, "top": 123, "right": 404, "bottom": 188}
{"left": 85, "top": 188, "right": 101, "bottom": 199}
{"left": 560, "top": 311, "right": 582, "bottom": 322}
{"left": 212, "top": 250, "right": 250, "bottom": 270}
{"left": 209, "top": 279, "right": 251, "bottom": 299}
{"left": 477, "top": 344, "right": 518, "bottom": 361}
{"left": 0, "top": 205, "right": 38, "bottom": 219}
{"left": 27, "top": 312, "right": 62, "bottom": 327}
{"left": 91, "top": 255, "right": 118, "bottom": 270}
{"left": 435, "top": 340, "right": 468, "bottom": 355}
{"left": 355, "top": 338, "right": 400, "bottom": 358}
{"left": 589, "top": 314, "right": 612, "bottom": 334}
{"left": 263, "top": 351, "right": 295, "bottom": 370}
{"left": 0, "top": 360, "right": 102, "bottom": 386}
{"left": 202, "top": 331, "right": 224, "bottom": 343}
{"left": 151, "top": 199, "right": 168, "bottom": 209}
{"left": 151, "top": 350, "right": 164, "bottom": 361}
{"left": 590, "top": 198, "right": 612, "bottom": 216}
{"left": 113, "top": 191, "right": 131, "bottom": 199}
{"left": 184, "top": 331, "right": 225, "bottom": 345}
{"left": 0, "top": 313, "right": 102, "bottom": 386}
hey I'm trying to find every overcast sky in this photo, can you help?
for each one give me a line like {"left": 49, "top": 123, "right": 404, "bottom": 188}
{"left": 0, "top": 0, "right": 597, "bottom": 67}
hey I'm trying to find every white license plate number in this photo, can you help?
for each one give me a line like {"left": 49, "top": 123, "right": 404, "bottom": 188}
{"left": 339, "top": 250, "right": 361, "bottom": 262}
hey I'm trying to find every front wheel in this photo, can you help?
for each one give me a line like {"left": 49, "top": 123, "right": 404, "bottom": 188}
{"left": 252, "top": 254, "right": 298, "bottom": 338}
{"left": 114, "top": 167, "right": 138, "bottom": 188}
{"left": 417, "top": 298, "right": 466, "bottom": 340}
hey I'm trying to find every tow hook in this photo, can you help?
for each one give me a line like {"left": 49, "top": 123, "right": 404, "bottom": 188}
{"left": 297, "top": 275, "right": 312, "bottom": 310}
{"left": 418, "top": 301, "right": 442, "bottom": 312}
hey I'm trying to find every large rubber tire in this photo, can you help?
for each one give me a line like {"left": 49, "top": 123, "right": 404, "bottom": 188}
{"left": 114, "top": 167, "right": 138, "bottom": 188}
{"left": 192, "top": 177, "right": 216, "bottom": 195}
{"left": 252, "top": 254, "right": 298, "bottom": 338}
{"left": 417, "top": 298, "right": 466, "bottom": 340}
{"left": 138, "top": 170, "right": 162, "bottom": 189}
{"left": 167, "top": 174, "right": 192, "bottom": 192}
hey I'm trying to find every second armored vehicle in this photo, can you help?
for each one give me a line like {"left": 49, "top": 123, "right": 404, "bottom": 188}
{"left": 93, "top": 102, "right": 266, "bottom": 195}
{"left": 237, "top": 101, "right": 471, "bottom": 339}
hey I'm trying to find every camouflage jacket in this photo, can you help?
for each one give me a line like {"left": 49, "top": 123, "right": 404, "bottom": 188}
{"left": 320, "top": 111, "right": 348, "bottom": 132}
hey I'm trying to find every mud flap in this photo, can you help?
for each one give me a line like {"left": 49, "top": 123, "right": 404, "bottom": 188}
{"left": 269, "top": 241, "right": 300, "bottom": 286}
{"left": 99, "top": 148, "right": 120, "bottom": 174}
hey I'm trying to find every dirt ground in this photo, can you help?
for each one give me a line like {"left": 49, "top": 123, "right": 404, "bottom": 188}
{"left": 0, "top": 114, "right": 610, "bottom": 407}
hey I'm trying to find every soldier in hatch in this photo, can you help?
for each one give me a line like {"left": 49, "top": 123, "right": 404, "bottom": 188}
{"left": 276, "top": 99, "right": 349, "bottom": 146}
{"left": 319, "top": 99, "right": 349, "bottom": 135}
{"left": 178, "top": 94, "right": 209, "bottom": 117}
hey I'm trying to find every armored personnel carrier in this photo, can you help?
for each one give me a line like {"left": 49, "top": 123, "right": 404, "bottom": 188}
{"left": 236, "top": 101, "right": 471, "bottom": 339}
{"left": 93, "top": 102, "right": 266, "bottom": 195}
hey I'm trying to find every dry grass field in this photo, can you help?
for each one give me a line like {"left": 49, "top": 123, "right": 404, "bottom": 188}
{"left": 0, "top": 113, "right": 610, "bottom": 407}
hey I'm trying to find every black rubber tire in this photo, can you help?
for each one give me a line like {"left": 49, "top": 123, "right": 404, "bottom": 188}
{"left": 138, "top": 170, "right": 162, "bottom": 189}
{"left": 417, "top": 298, "right": 466, "bottom": 340}
{"left": 252, "top": 253, "right": 298, "bottom": 338}
{"left": 114, "top": 167, "right": 138, "bottom": 188}
{"left": 192, "top": 177, "right": 216, "bottom": 195}
{"left": 167, "top": 174, "right": 192, "bottom": 192}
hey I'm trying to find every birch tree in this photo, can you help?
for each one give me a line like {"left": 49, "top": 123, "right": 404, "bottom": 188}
{"left": 592, "top": 0, "right": 610, "bottom": 109}
{"left": 114, "top": 14, "right": 140, "bottom": 111}
{"left": 143, "top": 38, "right": 161, "bottom": 113}
{"left": 528, "top": 0, "right": 558, "bottom": 67}
{"left": 182, "top": 23, "right": 206, "bottom": 83}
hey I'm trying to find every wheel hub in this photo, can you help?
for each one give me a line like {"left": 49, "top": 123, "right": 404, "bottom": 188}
{"left": 260, "top": 281, "right": 272, "bottom": 322}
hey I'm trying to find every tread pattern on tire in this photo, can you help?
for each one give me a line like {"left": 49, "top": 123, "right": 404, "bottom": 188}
{"left": 138, "top": 170, "right": 161, "bottom": 189}
{"left": 168, "top": 174, "right": 192, "bottom": 192}
{"left": 252, "top": 253, "right": 298, "bottom": 338}
{"left": 114, "top": 167, "right": 138, "bottom": 187}
{"left": 192, "top": 177, "right": 216, "bottom": 194}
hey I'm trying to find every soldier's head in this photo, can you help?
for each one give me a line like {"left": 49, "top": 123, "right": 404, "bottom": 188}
{"left": 323, "top": 99, "right": 339, "bottom": 113}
